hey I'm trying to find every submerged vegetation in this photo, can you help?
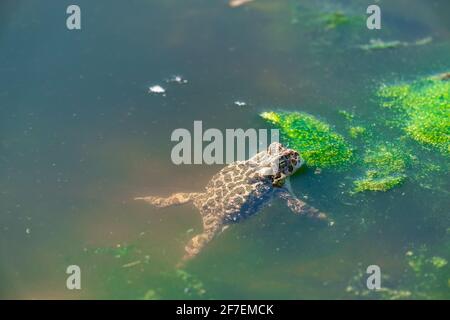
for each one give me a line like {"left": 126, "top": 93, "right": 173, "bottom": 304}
{"left": 347, "top": 231, "right": 450, "bottom": 300}
{"left": 83, "top": 243, "right": 209, "bottom": 299}
{"left": 141, "top": 269, "right": 208, "bottom": 300}
{"left": 318, "top": 11, "right": 353, "bottom": 30}
{"left": 260, "top": 111, "right": 354, "bottom": 169}
{"left": 290, "top": 2, "right": 364, "bottom": 31}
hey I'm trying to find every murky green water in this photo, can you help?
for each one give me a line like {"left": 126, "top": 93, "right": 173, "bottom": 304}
{"left": 0, "top": 0, "right": 449, "bottom": 299}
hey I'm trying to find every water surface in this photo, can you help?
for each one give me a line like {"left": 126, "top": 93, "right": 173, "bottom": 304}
{"left": 0, "top": 0, "right": 449, "bottom": 299}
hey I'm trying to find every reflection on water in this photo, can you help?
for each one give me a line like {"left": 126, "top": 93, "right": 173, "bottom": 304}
{"left": 0, "top": 0, "right": 449, "bottom": 299}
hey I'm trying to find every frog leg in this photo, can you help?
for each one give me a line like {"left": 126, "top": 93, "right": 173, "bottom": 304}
{"left": 278, "top": 189, "right": 333, "bottom": 225}
{"left": 135, "top": 192, "right": 202, "bottom": 208}
{"left": 180, "top": 222, "right": 223, "bottom": 265}
{"left": 178, "top": 211, "right": 227, "bottom": 266}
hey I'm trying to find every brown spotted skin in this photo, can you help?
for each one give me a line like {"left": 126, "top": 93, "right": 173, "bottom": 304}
{"left": 135, "top": 142, "right": 330, "bottom": 264}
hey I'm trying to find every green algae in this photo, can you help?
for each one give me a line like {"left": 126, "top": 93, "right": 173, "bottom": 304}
{"left": 430, "top": 256, "right": 448, "bottom": 269}
{"left": 260, "top": 111, "right": 354, "bottom": 169}
{"left": 354, "top": 173, "right": 405, "bottom": 193}
{"left": 404, "top": 245, "right": 450, "bottom": 299}
{"left": 346, "top": 272, "right": 413, "bottom": 300}
{"left": 260, "top": 97, "right": 445, "bottom": 193}
{"left": 353, "top": 144, "right": 408, "bottom": 193}
{"left": 288, "top": 1, "right": 365, "bottom": 48}
{"left": 175, "top": 269, "right": 207, "bottom": 297}
{"left": 349, "top": 126, "right": 367, "bottom": 139}
{"left": 83, "top": 242, "right": 210, "bottom": 299}
{"left": 340, "top": 106, "right": 409, "bottom": 194}
{"left": 348, "top": 239, "right": 450, "bottom": 300}
{"left": 291, "top": 5, "right": 364, "bottom": 31}
{"left": 378, "top": 75, "right": 450, "bottom": 156}
{"left": 338, "top": 110, "right": 355, "bottom": 121}
{"left": 345, "top": 266, "right": 413, "bottom": 300}
{"left": 140, "top": 270, "right": 208, "bottom": 300}
{"left": 142, "top": 289, "right": 161, "bottom": 300}
{"left": 319, "top": 11, "right": 352, "bottom": 30}
{"left": 407, "top": 250, "right": 448, "bottom": 272}
{"left": 338, "top": 110, "right": 369, "bottom": 140}
{"left": 412, "top": 160, "right": 450, "bottom": 195}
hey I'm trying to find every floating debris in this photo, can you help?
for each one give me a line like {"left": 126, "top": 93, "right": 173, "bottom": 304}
{"left": 229, "top": 0, "right": 254, "bottom": 8}
{"left": 167, "top": 75, "right": 188, "bottom": 84}
{"left": 414, "top": 37, "right": 433, "bottom": 46}
{"left": 234, "top": 100, "right": 247, "bottom": 107}
{"left": 260, "top": 111, "right": 354, "bottom": 169}
{"left": 25, "top": 228, "right": 31, "bottom": 235}
{"left": 121, "top": 260, "right": 141, "bottom": 268}
{"left": 359, "top": 37, "right": 432, "bottom": 51}
{"left": 148, "top": 85, "right": 166, "bottom": 94}
{"left": 359, "top": 39, "right": 406, "bottom": 51}
{"left": 87, "top": 244, "right": 136, "bottom": 259}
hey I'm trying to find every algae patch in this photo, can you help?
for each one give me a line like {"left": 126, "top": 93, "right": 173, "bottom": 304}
{"left": 353, "top": 144, "right": 408, "bottom": 193}
{"left": 348, "top": 126, "right": 366, "bottom": 139}
{"left": 175, "top": 269, "right": 207, "bottom": 297}
{"left": 319, "top": 11, "right": 353, "bottom": 30}
{"left": 259, "top": 74, "right": 449, "bottom": 193}
{"left": 291, "top": 5, "right": 364, "bottom": 31}
{"left": 142, "top": 269, "right": 208, "bottom": 299}
{"left": 260, "top": 111, "right": 354, "bottom": 169}
{"left": 378, "top": 74, "right": 450, "bottom": 156}
{"left": 142, "top": 289, "right": 160, "bottom": 300}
